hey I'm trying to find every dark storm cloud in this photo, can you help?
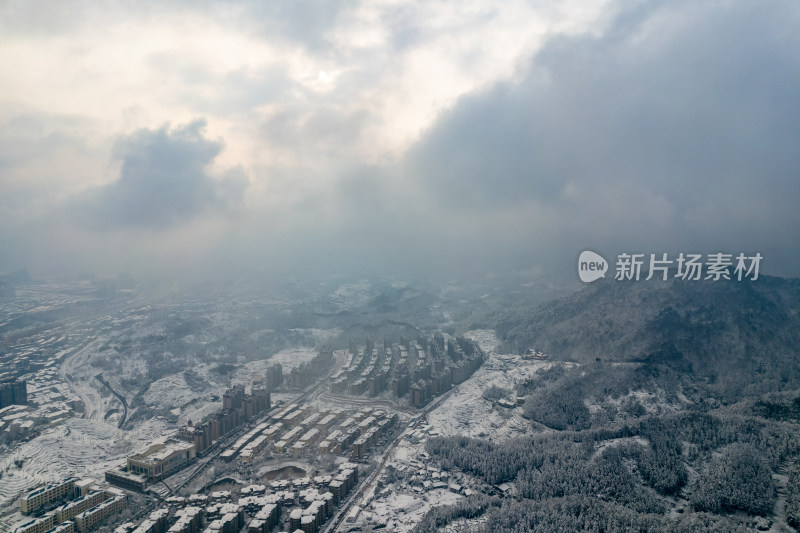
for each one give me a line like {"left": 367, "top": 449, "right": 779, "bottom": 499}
{"left": 406, "top": 83, "right": 555, "bottom": 207}
{"left": 5, "top": 0, "right": 799, "bottom": 280}
{"left": 73, "top": 120, "right": 246, "bottom": 231}
{"left": 402, "top": 0, "right": 800, "bottom": 274}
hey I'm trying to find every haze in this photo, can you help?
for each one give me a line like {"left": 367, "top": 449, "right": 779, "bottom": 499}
{"left": 1, "top": 0, "right": 798, "bottom": 282}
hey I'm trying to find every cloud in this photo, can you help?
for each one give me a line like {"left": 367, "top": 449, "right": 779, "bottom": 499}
{"left": 72, "top": 120, "right": 246, "bottom": 231}
{"left": 400, "top": 0, "right": 800, "bottom": 274}
{"left": 237, "top": 0, "right": 351, "bottom": 53}
{"left": 2, "top": 0, "right": 799, "bottom": 280}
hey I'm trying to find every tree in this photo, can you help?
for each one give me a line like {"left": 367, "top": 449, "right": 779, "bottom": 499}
{"left": 692, "top": 444, "right": 775, "bottom": 516}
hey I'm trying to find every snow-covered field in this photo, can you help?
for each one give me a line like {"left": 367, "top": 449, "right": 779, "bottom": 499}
{"left": 143, "top": 371, "right": 227, "bottom": 427}
{"left": 262, "top": 347, "right": 319, "bottom": 370}
{"left": 426, "top": 352, "right": 549, "bottom": 440}
{"left": 0, "top": 416, "right": 168, "bottom": 531}
{"left": 144, "top": 373, "right": 196, "bottom": 409}
{"left": 463, "top": 329, "right": 502, "bottom": 354}
{"left": 228, "top": 346, "right": 320, "bottom": 390}
{"left": 362, "top": 486, "right": 463, "bottom": 531}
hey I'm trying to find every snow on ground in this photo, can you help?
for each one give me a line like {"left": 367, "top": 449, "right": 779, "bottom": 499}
{"left": 426, "top": 352, "right": 549, "bottom": 440}
{"left": 590, "top": 388, "right": 689, "bottom": 417}
{"left": 178, "top": 400, "right": 224, "bottom": 429}
{"left": 1, "top": 342, "right": 288, "bottom": 527}
{"left": 330, "top": 280, "right": 373, "bottom": 310}
{"left": 353, "top": 350, "right": 554, "bottom": 531}
{"left": 144, "top": 373, "right": 196, "bottom": 409}
{"left": 355, "top": 436, "right": 464, "bottom": 532}
{"left": 0, "top": 415, "right": 168, "bottom": 529}
{"left": 291, "top": 328, "right": 341, "bottom": 343}
{"left": 355, "top": 422, "right": 502, "bottom": 531}
{"left": 463, "top": 329, "right": 501, "bottom": 354}
{"left": 593, "top": 436, "right": 650, "bottom": 458}
{"left": 362, "top": 488, "right": 462, "bottom": 531}
{"left": 142, "top": 372, "right": 225, "bottom": 427}
{"left": 269, "top": 392, "right": 302, "bottom": 407}
{"left": 231, "top": 347, "right": 319, "bottom": 385}
{"left": 266, "top": 347, "right": 319, "bottom": 370}
{"left": 231, "top": 330, "right": 339, "bottom": 386}
{"left": 0, "top": 417, "right": 167, "bottom": 483}
{"left": 442, "top": 516, "right": 489, "bottom": 532}
{"left": 119, "top": 355, "right": 148, "bottom": 381}
{"left": 248, "top": 327, "right": 340, "bottom": 345}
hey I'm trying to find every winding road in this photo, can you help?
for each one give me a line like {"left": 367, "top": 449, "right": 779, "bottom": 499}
{"left": 95, "top": 374, "right": 129, "bottom": 429}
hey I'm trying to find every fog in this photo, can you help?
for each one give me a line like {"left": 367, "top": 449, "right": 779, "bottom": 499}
{"left": 1, "top": 0, "right": 798, "bottom": 283}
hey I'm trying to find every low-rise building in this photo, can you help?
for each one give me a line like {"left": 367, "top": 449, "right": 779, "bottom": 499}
{"left": 13, "top": 512, "right": 58, "bottom": 533}
{"left": 74, "top": 495, "right": 127, "bottom": 532}
{"left": 105, "top": 467, "right": 147, "bottom": 492}
{"left": 127, "top": 441, "right": 196, "bottom": 482}
{"left": 56, "top": 490, "right": 109, "bottom": 523}
{"left": 21, "top": 477, "right": 79, "bottom": 515}
{"left": 44, "top": 521, "right": 75, "bottom": 533}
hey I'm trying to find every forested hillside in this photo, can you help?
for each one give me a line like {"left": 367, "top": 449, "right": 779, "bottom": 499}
{"left": 413, "top": 276, "right": 800, "bottom": 532}
{"left": 492, "top": 276, "right": 800, "bottom": 400}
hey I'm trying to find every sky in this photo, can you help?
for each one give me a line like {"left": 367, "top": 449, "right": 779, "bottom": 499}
{"left": 1, "top": 0, "right": 799, "bottom": 281}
